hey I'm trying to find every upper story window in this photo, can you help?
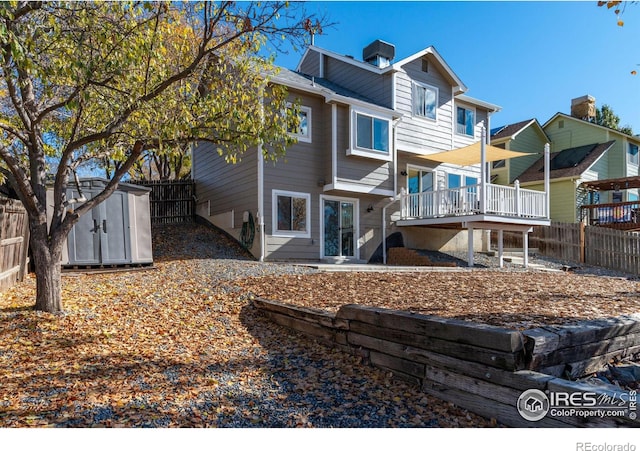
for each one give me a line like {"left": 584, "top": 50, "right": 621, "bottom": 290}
{"left": 287, "top": 104, "right": 312, "bottom": 143}
{"left": 628, "top": 143, "right": 639, "bottom": 166}
{"left": 456, "top": 106, "right": 475, "bottom": 137}
{"left": 272, "top": 190, "right": 311, "bottom": 238}
{"left": 356, "top": 113, "right": 389, "bottom": 152}
{"left": 412, "top": 82, "right": 437, "bottom": 120}
{"left": 348, "top": 107, "right": 393, "bottom": 161}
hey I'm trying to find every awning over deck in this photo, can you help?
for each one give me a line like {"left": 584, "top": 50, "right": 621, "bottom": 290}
{"left": 417, "top": 142, "right": 531, "bottom": 166}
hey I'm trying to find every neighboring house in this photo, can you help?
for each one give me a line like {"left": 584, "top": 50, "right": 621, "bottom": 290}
{"left": 490, "top": 119, "right": 549, "bottom": 185}
{"left": 192, "top": 40, "right": 549, "bottom": 264}
{"left": 491, "top": 95, "right": 640, "bottom": 223}
{"left": 516, "top": 141, "right": 615, "bottom": 223}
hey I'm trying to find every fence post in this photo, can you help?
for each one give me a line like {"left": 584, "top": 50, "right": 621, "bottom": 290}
{"left": 579, "top": 222, "right": 585, "bottom": 264}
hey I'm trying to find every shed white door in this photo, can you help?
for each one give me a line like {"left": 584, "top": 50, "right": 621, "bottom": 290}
{"left": 66, "top": 190, "right": 130, "bottom": 265}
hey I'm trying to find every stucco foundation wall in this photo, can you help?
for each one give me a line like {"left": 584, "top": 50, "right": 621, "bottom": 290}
{"left": 398, "top": 227, "right": 489, "bottom": 253}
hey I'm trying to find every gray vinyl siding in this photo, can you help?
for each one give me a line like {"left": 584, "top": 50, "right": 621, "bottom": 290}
{"left": 323, "top": 57, "right": 393, "bottom": 107}
{"left": 193, "top": 142, "right": 257, "bottom": 222}
{"left": 395, "top": 58, "right": 454, "bottom": 153}
{"left": 192, "top": 141, "right": 258, "bottom": 255}
{"left": 299, "top": 49, "right": 321, "bottom": 77}
{"left": 507, "top": 126, "right": 548, "bottom": 183}
{"left": 358, "top": 193, "right": 387, "bottom": 261}
{"left": 334, "top": 104, "right": 393, "bottom": 192}
{"left": 263, "top": 90, "right": 328, "bottom": 261}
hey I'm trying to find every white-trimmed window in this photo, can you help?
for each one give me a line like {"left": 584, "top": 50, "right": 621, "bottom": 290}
{"left": 628, "top": 143, "right": 639, "bottom": 166}
{"left": 272, "top": 190, "right": 311, "bottom": 238}
{"left": 348, "top": 107, "right": 392, "bottom": 161}
{"left": 456, "top": 106, "right": 475, "bottom": 137}
{"left": 412, "top": 81, "right": 437, "bottom": 120}
{"left": 287, "top": 105, "right": 312, "bottom": 143}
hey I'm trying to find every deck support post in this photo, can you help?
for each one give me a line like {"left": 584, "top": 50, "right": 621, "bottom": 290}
{"left": 480, "top": 127, "right": 487, "bottom": 214}
{"left": 468, "top": 225, "right": 474, "bottom": 267}
{"left": 498, "top": 229, "right": 504, "bottom": 268}
{"left": 544, "top": 143, "right": 550, "bottom": 219}
{"left": 522, "top": 230, "right": 529, "bottom": 268}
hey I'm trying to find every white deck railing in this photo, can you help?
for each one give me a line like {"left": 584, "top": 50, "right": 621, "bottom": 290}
{"left": 400, "top": 182, "right": 548, "bottom": 221}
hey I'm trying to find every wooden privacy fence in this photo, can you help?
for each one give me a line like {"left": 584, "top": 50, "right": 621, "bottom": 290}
{"left": 492, "top": 222, "right": 640, "bottom": 275}
{"left": 131, "top": 179, "right": 195, "bottom": 224}
{"left": 0, "top": 197, "right": 30, "bottom": 291}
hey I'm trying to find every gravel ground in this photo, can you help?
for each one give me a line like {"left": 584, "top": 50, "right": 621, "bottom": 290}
{"left": 418, "top": 249, "right": 639, "bottom": 279}
{"left": 0, "top": 222, "right": 495, "bottom": 428}
{"left": 3, "top": 222, "right": 637, "bottom": 428}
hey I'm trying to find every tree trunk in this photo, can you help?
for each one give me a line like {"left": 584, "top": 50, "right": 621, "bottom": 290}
{"left": 30, "top": 224, "right": 64, "bottom": 313}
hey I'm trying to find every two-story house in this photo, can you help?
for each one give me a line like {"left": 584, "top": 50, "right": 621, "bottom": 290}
{"left": 192, "top": 40, "right": 550, "bottom": 264}
{"left": 491, "top": 95, "right": 640, "bottom": 224}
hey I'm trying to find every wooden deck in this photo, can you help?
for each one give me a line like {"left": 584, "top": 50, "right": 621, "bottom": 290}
{"left": 580, "top": 200, "right": 640, "bottom": 231}
{"left": 398, "top": 182, "right": 550, "bottom": 229}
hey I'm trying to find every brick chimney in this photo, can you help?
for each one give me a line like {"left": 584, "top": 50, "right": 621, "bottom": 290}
{"left": 570, "top": 95, "right": 596, "bottom": 121}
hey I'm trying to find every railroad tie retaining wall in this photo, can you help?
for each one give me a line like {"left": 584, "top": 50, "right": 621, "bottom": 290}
{"left": 252, "top": 297, "right": 640, "bottom": 428}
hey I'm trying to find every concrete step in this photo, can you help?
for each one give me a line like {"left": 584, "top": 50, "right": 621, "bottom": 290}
{"left": 501, "top": 255, "right": 561, "bottom": 272}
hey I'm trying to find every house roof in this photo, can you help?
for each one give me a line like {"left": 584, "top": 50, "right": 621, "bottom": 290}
{"left": 517, "top": 141, "right": 615, "bottom": 184}
{"left": 456, "top": 94, "right": 501, "bottom": 113}
{"left": 392, "top": 46, "right": 467, "bottom": 94}
{"left": 297, "top": 44, "right": 468, "bottom": 94}
{"left": 543, "top": 113, "right": 640, "bottom": 143}
{"left": 271, "top": 67, "right": 396, "bottom": 115}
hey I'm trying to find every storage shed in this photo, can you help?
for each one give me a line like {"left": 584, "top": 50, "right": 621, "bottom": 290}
{"left": 47, "top": 178, "right": 153, "bottom": 266}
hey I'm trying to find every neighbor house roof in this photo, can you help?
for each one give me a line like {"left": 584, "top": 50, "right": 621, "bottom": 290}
{"left": 490, "top": 118, "right": 549, "bottom": 144}
{"left": 517, "top": 141, "right": 616, "bottom": 184}
{"left": 543, "top": 113, "right": 640, "bottom": 143}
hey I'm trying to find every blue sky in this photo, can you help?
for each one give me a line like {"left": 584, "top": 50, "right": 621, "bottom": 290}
{"left": 268, "top": 1, "right": 640, "bottom": 133}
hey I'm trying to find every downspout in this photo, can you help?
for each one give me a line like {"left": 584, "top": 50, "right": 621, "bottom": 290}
{"left": 258, "top": 143, "right": 265, "bottom": 262}
{"left": 451, "top": 87, "right": 455, "bottom": 149}
{"left": 331, "top": 103, "right": 337, "bottom": 186}
{"left": 391, "top": 72, "right": 397, "bottom": 110}
{"left": 392, "top": 116, "right": 403, "bottom": 200}
{"left": 384, "top": 117, "right": 403, "bottom": 264}
{"left": 258, "top": 96, "right": 266, "bottom": 262}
